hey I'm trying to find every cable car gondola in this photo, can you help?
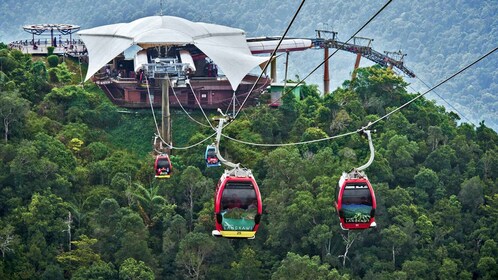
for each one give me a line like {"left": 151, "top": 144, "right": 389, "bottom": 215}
{"left": 335, "top": 172, "right": 376, "bottom": 230}
{"left": 212, "top": 168, "right": 262, "bottom": 239}
{"left": 154, "top": 154, "right": 172, "bottom": 179}
{"left": 335, "top": 129, "right": 377, "bottom": 230}
{"left": 205, "top": 144, "right": 221, "bottom": 167}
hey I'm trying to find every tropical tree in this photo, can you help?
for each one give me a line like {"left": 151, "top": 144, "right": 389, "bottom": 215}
{"left": 119, "top": 258, "right": 155, "bottom": 280}
{"left": 178, "top": 166, "right": 212, "bottom": 231}
{"left": 127, "top": 182, "right": 174, "bottom": 228}
{"left": 0, "top": 224, "right": 16, "bottom": 258}
{"left": 271, "top": 252, "right": 348, "bottom": 280}
{"left": 113, "top": 212, "right": 155, "bottom": 268}
{"left": 71, "top": 261, "right": 117, "bottom": 280}
{"left": 231, "top": 247, "right": 264, "bottom": 280}
{"left": 0, "top": 90, "right": 30, "bottom": 142}
{"left": 56, "top": 235, "right": 101, "bottom": 274}
{"left": 175, "top": 232, "right": 215, "bottom": 280}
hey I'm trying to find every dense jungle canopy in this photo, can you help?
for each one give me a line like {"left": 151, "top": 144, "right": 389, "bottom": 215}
{"left": 0, "top": 41, "right": 498, "bottom": 279}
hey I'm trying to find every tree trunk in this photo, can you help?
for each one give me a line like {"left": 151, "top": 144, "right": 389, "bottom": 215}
{"left": 3, "top": 119, "right": 8, "bottom": 143}
{"left": 339, "top": 231, "right": 357, "bottom": 267}
{"left": 189, "top": 187, "right": 194, "bottom": 231}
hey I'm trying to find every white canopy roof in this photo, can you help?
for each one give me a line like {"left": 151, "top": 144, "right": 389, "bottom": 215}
{"left": 78, "top": 16, "right": 269, "bottom": 90}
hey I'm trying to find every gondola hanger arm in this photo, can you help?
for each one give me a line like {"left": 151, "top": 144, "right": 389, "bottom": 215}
{"left": 214, "top": 109, "right": 239, "bottom": 169}
{"left": 356, "top": 129, "right": 375, "bottom": 171}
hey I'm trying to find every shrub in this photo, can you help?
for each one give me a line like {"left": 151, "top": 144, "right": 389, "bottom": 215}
{"left": 48, "top": 68, "right": 59, "bottom": 83}
{"left": 47, "top": 46, "right": 55, "bottom": 55}
{"left": 47, "top": 55, "right": 59, "bottom": 68}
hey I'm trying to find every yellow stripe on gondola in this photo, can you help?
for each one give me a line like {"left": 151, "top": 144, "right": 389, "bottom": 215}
{"left": 155, "top": 174, "right": 171, "bottom": 179}
{"left": 220, "top": 230, "right": 256, "bottom": 239}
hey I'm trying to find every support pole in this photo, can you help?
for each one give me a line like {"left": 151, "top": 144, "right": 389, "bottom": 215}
{"left": 232, "top": 91, "right": 236, "bottom": 117}
{"left": 324, "top": 47, "right": 330, "bottom": 94}
{"left": 161, "top": 78, "right": 171, "bottom": 152}
{"left": 283, "top": 51, "right": 289, "bottom": 95}
{"left": 351, "top": 53, "right": 362, "bottom": 81}
{"left": 270, "top": 56, "right": 277, "bottom": 82}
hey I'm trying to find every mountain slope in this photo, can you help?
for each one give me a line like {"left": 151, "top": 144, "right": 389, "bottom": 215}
{"left": 1, "top": 0, "right": 496, "bottom": 130}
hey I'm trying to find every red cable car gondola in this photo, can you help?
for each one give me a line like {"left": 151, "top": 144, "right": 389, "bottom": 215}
{"left": 212, "top": 169, "right": 262, "bottom": 239}
{"left": 335, "top": 130, "right": 377, "bottom": 230}
{"left": 154, "top": 154, "right": 172, "bottom": 179}
{"left": 335, "top": 172, "right": 376, "bottom": 230}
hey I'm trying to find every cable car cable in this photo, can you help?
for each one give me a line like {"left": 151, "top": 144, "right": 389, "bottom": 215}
{"left": 186, "top": 81, "right": 217, "bottom": 130}
{"left": 413, "top": 77, "right": 476, "bottom": 126}
{"left": 233, "top": 0, "right": 307, "bottom": 119}
{"left": 170, "top": 132, "right": 218, "bottom": 150}
{"left": 366, "top": 46, "right": 497, "bottom": 129}
{"left": 144, "top": 76, "right": 216, "bottom": 150}
{"left": 168, "top": 77, "right": 213, "bottom": 128}
{"left": 235, "top": 0, "right": 394, "bottom": 124}
{"left": 217, "top": 47, "right": 496, "bottom": 148}
{"left": 221, "top": 130, "right": 358, "bottom": 147}
{"left": 144, "top": 75, "right": 172, "bottom": 150}
{"left": 260, "top": 0, "right": 394, "bottom": 110}
{"left": 282, "top": 0, "right": 394, "bottom": 96}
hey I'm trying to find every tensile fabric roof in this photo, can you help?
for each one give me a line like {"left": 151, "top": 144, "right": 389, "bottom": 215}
{"left": 78, "top": 16, "right": 268, "bottom": 90}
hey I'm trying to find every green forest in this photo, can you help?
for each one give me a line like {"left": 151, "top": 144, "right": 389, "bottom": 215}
{"left": 1, "top": 0, "right": 496, "bottom": 130}
{"left": 1, "top": 43, "right": 498, "bottom": 279}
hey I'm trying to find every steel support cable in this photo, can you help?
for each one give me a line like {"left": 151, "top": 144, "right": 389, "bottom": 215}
{"left": 170, "top": 132, "right": 218, "bottom": 150}
{"left": 282, "top": 0, "right": 394, "bottom": 98}
{"left": 167, "top": 77, "right": 212, "bottom": 128}
{"left": 222, "top": 52, "right": 287, "bottom": 116}
{"left": 144, "top": 76, "right": 215, "bottom": 150}
{"left": 186, "top": 81, "right": 217, "bottom": 130}
{"left": 224, "top": 95, "right": 233, "bottom": 116}
{"left": 218, "top": 53, "right": 284, "bottom": 116}
{"left": 221, "top": 130, "right": 359, "bottom": 147}
{"left": 366, "top": 46, "right": 497, "bottom": 129}
{"left": 414, "top": 76, "right": 476, "bottom": 126}
{"left": 228, "top": 78, "right": 273, "bottom": 120}
{"left": 78, "top": 56, "right": 84, "bottom": 89}
{"left": 406, "top": 82, "right": 473, "bottom": 124}
{"left": 236, "top": 0, "right": 394, "bottom": 123}
{"left": 233, "top": 0, "right": 307, "bottom": 119}
{"left": 219, "top": 46, "right": 497, "bottom": 148}
{"left": 219, "top": 77, "right": 272, "bottom": 132}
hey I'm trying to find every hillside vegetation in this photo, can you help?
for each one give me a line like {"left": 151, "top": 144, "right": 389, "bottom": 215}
{"left": 0, "top": 0, "right": 496, "bottom": 131}
{"left": 1, "top": 43, "right": 498, "bottom": 279}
